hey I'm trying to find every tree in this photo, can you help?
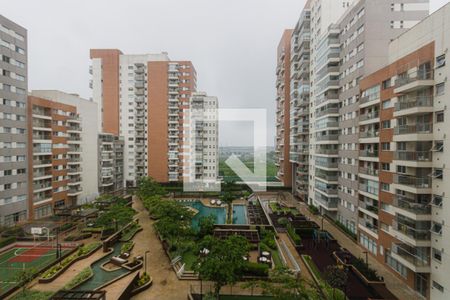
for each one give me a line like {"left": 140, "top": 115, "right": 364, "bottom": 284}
{"left": 198, "top": 215, "right": 215, "bottom": 237}
{"left": 243, "top": 267, "right": 319, "bottom": 300}
{"left": 14, "top": 268, "right": 36, "bottom": 294}
{"left": 137, "top": 177, "right": 166, "bottom": 199}
{"left": 324, "top": 265, "right": 348, "bottom": 299}
{"left": 194, "top": 235, "right": 250, "bottom": 299}
{"left": 220, "top": 191, "right": 234, "bottom": 224}
{"left": 95, "top": 202, "right": 135, "bottom": 229}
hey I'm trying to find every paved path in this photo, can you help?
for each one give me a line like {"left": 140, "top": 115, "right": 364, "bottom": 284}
{"left": 278, "top": 233, "right": 312, "bottom": 282}
{"left": 290, "top": 197, "right": 422, "bottom": 300}
{"left": 131, "top": 197, "right": 192, "bottom": 300}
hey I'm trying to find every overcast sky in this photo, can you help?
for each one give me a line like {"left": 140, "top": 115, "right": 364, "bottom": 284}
{"left": 2, "top": 0, "right": 449, "bottom": 147}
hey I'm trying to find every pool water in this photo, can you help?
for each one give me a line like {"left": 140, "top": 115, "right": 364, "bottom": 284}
{"left": 232, "top": 205, "right": 248, "bottom": 225}
{"left": 183, "top": 201, "right": 226, "bottom": 230}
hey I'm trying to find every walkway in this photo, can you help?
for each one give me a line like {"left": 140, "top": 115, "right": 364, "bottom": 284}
{"left": 278, "top": 233, "right": 312, "bottom": 282}
{"left": 287, "top": 195, "right": 422, "bottom": 300}
{"left": 131, "top": 196, "right": 192, "bottom": 300}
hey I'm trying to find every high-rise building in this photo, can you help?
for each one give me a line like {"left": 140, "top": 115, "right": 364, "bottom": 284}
{"left": 358, "top": 4, "right": 449, "bottom": 298}
{"left": 289, "top": 7, "right": 311, "bottom": 201}
{"left": 98, "top": 133, "right": 124, "bottom": 194}
{"left": 29, "top": 90, "right": 100, "bottom": 205}
{"left": 0, "top": 15, "right": 28, "bottom": 226}
{"left": 275, "top": 29, "right": 293, "bottom": 187}
{"left": 306, "top": 0, "right": 354, "bottom": 214}
{"left": 90, "top": 50, "right": 202, "bottom": 185}
{"left": 184, "top": 92, "right": 219, "bottom": 189}
{"left": 337, "top": 0, "right": 429, "bottom": 237}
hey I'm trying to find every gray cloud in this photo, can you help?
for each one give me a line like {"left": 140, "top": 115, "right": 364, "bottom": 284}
{"left": 1, "top": 0, "right": 448, "bottom": 146}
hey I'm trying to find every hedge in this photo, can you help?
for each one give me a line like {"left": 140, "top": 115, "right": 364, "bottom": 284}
{"left": 287, "top": 224, "right": 301, "bottom": 245}
{"left": 64, "top": 233, "right": 92, "bottom": 241}
{"left": 243, "top": 262, "right": 269, "bottom": 277}
{"left": 0, "top": 236, "right": 16, "bottom": 248}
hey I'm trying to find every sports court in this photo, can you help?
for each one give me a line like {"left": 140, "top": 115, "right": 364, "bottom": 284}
{"left": 0, "top": 242, "right": 74, "bottom": 295}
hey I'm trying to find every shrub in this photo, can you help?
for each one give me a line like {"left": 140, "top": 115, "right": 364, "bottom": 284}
{"left": 137, "top": 272, "right": 150, "bottom": 286}
{"left": 287, "top": 224, "right": 301, "bottom": 245}
{"left": 308, "top": 205, "right": 319, "bottom": 215}
{"left": 59, "top": 223, "right": 74, "bottom": 232}
{"left": 243, "top": 262, "right": 269, "bottom": 277}
{"left": 64, "top": 233, "right": 92, "bottom": 241}
{"left": 352, "top": 257, "right": 380, "bottom": 281}
{"left": 0, "top": 236, "right": 16, "bottom": 248}
{"left": 277, "top": 217, "right": 289, "bottom": 226}
{"left": 64, "top": 267, "right": 92, "bottom": 290}
{"left": 121, "top": 241, "right": 134, "bottom": 255}
{"left": 334, "top": 220, "right": 357, "bottom": 240}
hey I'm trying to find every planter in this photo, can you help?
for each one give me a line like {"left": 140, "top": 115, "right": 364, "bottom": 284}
{"left": 333, "top": 252, "right": 384, "bottom": 285}
{"left": 123, "top": 259, "right": 143, "bottom": 271}
{"left": 66, "top": 268, "right": 94, "bottom": 290}
{"left": 120, "top": 227, "right": 142, "bottom": 242}
{"left": 39, "top": 243, "right": 102, "bottom": 283}
{"left": 130, "top": 278, "right": 153, "bottom": 296}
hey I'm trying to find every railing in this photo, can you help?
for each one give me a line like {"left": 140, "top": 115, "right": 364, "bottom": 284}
{"left": 394, "top": 195, "right": 431, "bottom": 215}
{"left": 315, "top": 93, "right": 339, "bottom": 106}
{"left": 315, "top": 160, "right": 338, "bottom": 168}
{"left": 360, "top": 111, "right": 379, "bottom": 122}
{"left": 359, "top": 201, "right": 379, "bottom": 214}
{"left": 392, "top": 244, "right": 430, "bottom": 267}
{"left": 316, "top": 148, "right": 338, "bottom": 155}
{"left": 359, "top": 184, "right": 378, "bottom": 195}
{"left": 392, "top": 220, "right": 430, "bottom": 241}
{"left": 33, "top": 183, "right": 52, "bottom": 190}
{"left": 395, "top": 70, "right": 434, "bottom": 87}
{"left": 394, "top": 151, "right": 432, "bottom": 161}
{"left": 359, "top": 150, "right": 379, "bottom": 158}
{"left": 359, "top": 167, "right": 379, "bottom": 177}
{"left": 394, "top": 123, "right": 432, "bottom": 135}
{"left": 316, "top": 172, "right": 338, "bottom": 182}
{"left": 316, "top": 107, "right": 339, "bottom": 118}
{"left": 394, "top": 174, "right": 431, "bottom": 188}
{"left": 360, "top": 94, "right": 380, "bottom": 104}
{"left": 34, "top": 159, "right": 52, "bottom": 165}
{"left": 316, "top": 134, "right": 339, "bottom": 141}
{"left": 33, "top": 134, "right": 51, "bottom": 140}
{"left": 358, "top": 219, "right": 378, "bottom": 233}
{"left": 33, "top": 147, "right": 52, "bottom": 153}
{"left": 315, "top": 186, "right": 338, "bottom": 195}
{"left": 395, "top": 96, "right": 433, "bottom": 111}
{"left": 359, "top": 131, "right": 379, "bottom": 138}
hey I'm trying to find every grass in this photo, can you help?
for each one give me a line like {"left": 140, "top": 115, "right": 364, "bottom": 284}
{"left": 302, "top": 255, "right": 346, "bottom": 300}
{"left": 182, "top": 251, "right": 197, "bottom": 270}
{"left": 10, "top": 290, "right": 54, "bottom": 300}
{"left": 120, "top": 223, "right": 142, "bottom": 241}
{"left": 271, "top": 249, "right": 283, "bottom": 268}
{"left": 64, "top": 267, "right": 93, "bottom": 290}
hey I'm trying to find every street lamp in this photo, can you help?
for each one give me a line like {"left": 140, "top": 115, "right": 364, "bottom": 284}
{"left": 144, "top": 250, "right": 150, "bottom": 274}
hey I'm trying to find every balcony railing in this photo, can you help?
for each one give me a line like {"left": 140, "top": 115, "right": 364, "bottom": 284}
{"left": 359, "top": 219, "right": 378, "bottom": 234}
{"left": 394, "top": 195, "right": 431, "bottom": 215}
{"left": 359, "top": 150, "right": 379, "bottom": 158}
{"left": 359, "top": 201, "right": 379, "bottom": 214}
{"left": 316, "top": 107, "right": 339, "bottom": 118}
{"left": 316, "top": 172, "right": 338, "bottom": 182}
{"left": 394, "top": 123, "right": 432, "bottom": 135}
{"left": 359, "top": 167, "right": 379, "bottom": 177}
{"left": 316, "top": 148, "right": 338, "bottom": 155}
{"left": 395, "top": 96, "right": 433, "bottom": 111}
{"left": 360, "top": 111, "right": 379, "bottom": 122}
{"left": 392, "top": 244, "right": 430, "bottom": 268}
{"left": 316, "top": 134, "right": 339, "bottom": 141}
{"left": 394, "top": 174, "right": 431, "bottom": 188}
{"left": 359, "top": 184, "right": 379, "bottom": 195}
{"left": 392, "top": 220, "right": 430, "bottom": 241}
{"left": 34, "top": 159, "right": 52, "bottom": 165}
{"left": 395, "top": 70, "right": 433, "bottom": 88}
{"left": 394, "top": 151, "right": 432, "bottom": 162}
{"left": 359, "top": 131, "right": 379, "bottom": 138}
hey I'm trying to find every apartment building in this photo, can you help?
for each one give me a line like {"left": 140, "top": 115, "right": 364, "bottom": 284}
{"left": 30, "top": 90, "right": 99, "bottom": 204}
{"left": 357, "top": 4, "right": 449, "bottom": 298}
{"left": 289, "top": 8, "right": 311, "bottom": 201}
{"left": 98, "top": 133, "right": 124, "bottom": 194}
{"left": 183, "top": 92, "right": 219, "bottom": 190}
{"left": 337, "top": 0, "right": 429, "bottom": 236}
{"left": 90, "top": 50, "right": 199, "bottom": 185}
{"left": 307, "top": 0, "right": 352, "bottom": 213}
{"left": 275, "top": 29, "right": 293, "bottom": 187}
{"left": 0, "top": 15, "right": 28, "bottom": 226}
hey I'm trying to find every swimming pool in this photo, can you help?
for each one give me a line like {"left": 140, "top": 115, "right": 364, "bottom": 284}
{"left": 232, "top": 205, "right": 248, "bottom": 225}
{"left": 183, "top": 200, "right": 226, "bottom": 230}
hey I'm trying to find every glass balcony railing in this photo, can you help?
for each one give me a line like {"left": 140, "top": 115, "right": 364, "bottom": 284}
{"left": 359, "top": 150, "right": 379, "bottom": 158}
{"left": 394, "top": 123, "right": 432, "bottom": 135}
{"left": 392, "top": 244, "right": 430, "bottom": 268}
{"left": 394, "top": 174, "right": 431, "bottom": 188}
{"left": 394, "top": 151, "right": 432, "bottom": 162}
{"left": 393, "top": 195, "right": 431, "bottom": 215}
{"left": 392, "top": 220, "right": 430, "bottom": 241}
{"left": 359, "top": 167, "right": 379, "bottom": 177}
{"left": 395, "top": 70, "right": 433, "bottom": 88}
{"left": 395, "top": 96, "right": 433, "bottom": 111}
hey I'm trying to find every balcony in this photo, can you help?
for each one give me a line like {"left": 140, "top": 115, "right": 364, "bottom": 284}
{"left": 315, "top": 185, "right": 338, "bottom": 195}
{"left": 359, "top": 184, "right": 378, "bottom": 196}
{"left": 33, "top": 182, "right": 52, "bottom": 192}
{"left": 393, "top": 195, "right": 431, "bottom": 216}
{"left": 316, "top": 148, "right": 338, "bottom": 155}
{"left": 316, "top": 171, "right": 338, "bottom": 182}
{"left": 394, "top": 70, "right": 434, "bottom": 94}
{"left": 359, "top": 150, "right": 379, "bottom": 158}
{"left": 314, "top": 192, "right": 338, "bottom": 211}
{"left": 315, "top": 134, "right": 339, "bottom": 142}
{"left": 394, "top": 96, "right": 433, "bottom": 117}
{"left": 315, "top": 92, "right": 339, "bottom": 106}
{"left": 33, "top": 159, "right": 52, "bottom": 166}
{"left": 392, "top": 220, "right": 430, "bottom": 245}
{"left": 358, "top": 219, "right": 378, "bottom": 235}
{"left": 359, "top": 131, "right": 379, "bottom": 139}
{"left": 391, "top": 243, "right": 430, "bottom": 272}
{"left": 394, "top": 123, "right": 432, "bottom": 136}
{"left": 394, "top": 151, "right": 432, "bottom": 166}
{"left": 68, "top": 187, "right": 83, "bottom": 195}
{"left": 359, "top": 111, "right": 379, "bottom": 124}
{"left": 394, "top": 174, "right": 431, "bottom": 189}
{"left": 359, "top": 200, "right": 379, "bottom": 215}
{"left": 67, "top": 125, "right": 81, "bottom": 132}
{"left": 33, "top": 134, "right": 51, "bottom": 141}
{"left": 316, "top": 107, "right": 339, "bottom": 118}
{"left": 33, "top": 146, "right": 52, "bottom": 154}
{"left": 359, "top": 167, "right": 379, "bottom": 177}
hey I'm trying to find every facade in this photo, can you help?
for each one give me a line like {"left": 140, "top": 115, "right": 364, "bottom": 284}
{"left": 275, "top": 29, "right": 293, "bottom": 187}
{"left": 90, "top": 50, "right": 200, "bottom": 185}
{"left": 98, "top": 133, "right": 124, "bottom": 194}
{"left": 307, "top": 0, "right": 353, "bottom": 213}
{"left": 289, "top": 8, "right": 311, "bottom": 201}
{"left": 30, "top": 90, "right": 99, "bottom": 204}
{"left": 357, "top": 4, "right": 449, "bottom": 298}
{"left": 0, "top": 15, "right": 28, "bottom": 226}
{"left": 184, "top": 92, "right": 219, "bottom": 189}
{"left": 337, "top": 0, "right": 429, "bottom": 236}
{"left": 27, "top": 96, "right": 83, "bottom": 219}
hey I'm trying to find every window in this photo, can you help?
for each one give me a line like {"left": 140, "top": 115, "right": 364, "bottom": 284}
{"left": 382, "top": 120, "right": 391, "bottom": 128}
{"left": 432, "top": 248, "right": 442, "bottom": 263}
{"left": 436, "top": 83, "right": 445, "bottom": 96}
{"left": 4, "top": 169, "right": 12, "bottom": 176}
{"left": 382, "top": 143, "right": 390, "bottom": 151}
{"left": 432, "top": 194, "right": 443, "bottom": 207}
{"left": 433, "top": 281, "right": 444, "bottom": 293}
{"left": 381, "top": 183, "right": 390, "bottom": 191}
{"left": 386, "top": 252, "right": 407, "bottom": 278}
{"left": 382, "top": 100, "right": 392, "bottom": 109}
{"left": 4, "top": 183, "right": 11, "bottom": 190}
{"left": 431, "top": 222, "right": 442, "bottom": 235}
{"left": 381, "top": 163, "right": 390, "bottom": 171}
{"left": 436, "top": 54, "right": 445, "bottom": 68}
{"left": 436, "top": 111, "right": 444, "bottom": 123}
{"left": 397, "top": 166, "right": 406, "bottom": 174}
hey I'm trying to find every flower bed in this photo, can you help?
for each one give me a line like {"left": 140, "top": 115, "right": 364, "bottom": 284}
{"left": 120, "top": 241, "right": 134, "bottom": 255}
{"left": 39, "top": 242, "right": 101, "bottom": 283}
{"left": 64, "top": 233, "right": 92, "bottom": 241}
{"left": 120, "top": 223, "right": 142, "bottom": 242}
{"left": 63, "top": 267, "right": 93, "bottom": 290}
{"left": 130, "top": 272, "right": 152, "bottom": 296}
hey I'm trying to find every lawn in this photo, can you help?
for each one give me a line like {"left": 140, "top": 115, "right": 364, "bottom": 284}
{"left": 10, "top": 290, "right": 54, "bottom": 300}
{"left": 182, "top": 251, "right": 197, "bottom": 271}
